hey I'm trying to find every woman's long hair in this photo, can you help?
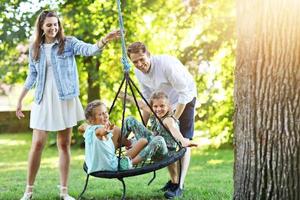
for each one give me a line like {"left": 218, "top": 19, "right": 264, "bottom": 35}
{"left": 32, "top": 10, "right": 65, "bottom": 61}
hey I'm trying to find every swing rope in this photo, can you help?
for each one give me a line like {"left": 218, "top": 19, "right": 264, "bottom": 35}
{"left": 117, "top": 0, "right": 131, "bottom": 72}
{"left": 113, "top": 0, "right": 183, "bottom": 172}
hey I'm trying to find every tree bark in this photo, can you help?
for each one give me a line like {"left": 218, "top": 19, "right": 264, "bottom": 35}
{"left": 86, "top": 58, "right": 100, "bottom": 103}
{"left": 234, "top": 0, "right": 300, "bottom": 199}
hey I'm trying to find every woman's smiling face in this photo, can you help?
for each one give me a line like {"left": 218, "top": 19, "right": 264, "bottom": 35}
{"left": 42, "top": 16, "right": 59, "bottom": 43}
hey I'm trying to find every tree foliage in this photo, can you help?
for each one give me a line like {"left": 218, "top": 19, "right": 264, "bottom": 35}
{"left": 0, "top": 0, "right": 62, "bottom": 84}
{"left": 135, "top": 0, "right": 236, "bottom": 145}
{"left": 0, "top": 0, "right": 235, "bottom": 145}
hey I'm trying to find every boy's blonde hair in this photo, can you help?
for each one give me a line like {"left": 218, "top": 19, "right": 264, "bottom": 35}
{"left": 85, "top": 100, "right": 106, "bottom": 122}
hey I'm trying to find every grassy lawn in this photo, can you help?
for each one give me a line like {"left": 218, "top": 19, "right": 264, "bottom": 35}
{"left": 0, "top": 133, "right": 233, "bottom": 200}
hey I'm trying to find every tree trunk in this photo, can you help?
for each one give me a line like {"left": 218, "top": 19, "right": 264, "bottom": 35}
{"left": 234, "top": 0, "right": 300, "bottom": 199}
{"left": 86, "top": 58, "right": 100, "bottom": 103}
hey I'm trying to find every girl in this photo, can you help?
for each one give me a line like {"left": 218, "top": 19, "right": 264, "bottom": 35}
{"left": 79, "top": 100, "right": 148, "bottom": 174}
{"left": 122, "top": 91, "right": 197, "bottom": 199}
{"left": 16, "top": 10, "right": 121, "bottom": 200}
{"left": 123, "top": 91, "right": 197, "bottom": 165}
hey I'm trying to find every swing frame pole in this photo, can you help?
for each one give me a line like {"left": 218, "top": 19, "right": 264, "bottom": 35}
{"left": 77, "top": 174, "right": 89, "bottom": 200}
{"left": 118, "top": 178, "right": 126, "bottom": 200}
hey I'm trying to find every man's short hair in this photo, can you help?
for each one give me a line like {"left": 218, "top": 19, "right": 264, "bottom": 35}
{"left": 127, "top": 42, "right": 150, "bottom": 58}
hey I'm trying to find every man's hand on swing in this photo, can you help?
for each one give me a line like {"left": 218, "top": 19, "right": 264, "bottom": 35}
{"left": 118, "top": 91, "right": 135, "bottom": 103}
{"left": 117, "top": 91, "right": 152, "bottom": 115}
{"left": 181, "top": 138, "right": 198, "bottom": 148}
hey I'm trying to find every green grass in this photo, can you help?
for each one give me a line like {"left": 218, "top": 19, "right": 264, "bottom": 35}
{"left": 0, "top": 133, "right": 233, "bottom": 200}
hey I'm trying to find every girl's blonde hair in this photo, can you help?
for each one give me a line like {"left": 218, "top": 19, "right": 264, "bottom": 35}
{"left": 150, "top": 91, "right": 172, "bottom": 116}
{"left": 150, "top": 91, "right": 170, "bottom": 106}
{"left": 32, "top": 10, "right": 65, "bottom": 61}
{"left": 85, "top": 100, "right": 106, "bottom": 122}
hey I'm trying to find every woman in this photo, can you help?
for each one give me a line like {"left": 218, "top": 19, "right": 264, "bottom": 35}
{"left": 16, "top": 10, "right": 120, "bottom": 200}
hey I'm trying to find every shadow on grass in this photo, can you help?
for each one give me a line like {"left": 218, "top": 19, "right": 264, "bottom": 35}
{"left": 79, "top": 194, "right": 165, "bottom": 200}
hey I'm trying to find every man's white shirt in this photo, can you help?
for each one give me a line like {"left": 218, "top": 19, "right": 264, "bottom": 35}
{"left": 134, "top": 54, "right": 197, "bottom": 110}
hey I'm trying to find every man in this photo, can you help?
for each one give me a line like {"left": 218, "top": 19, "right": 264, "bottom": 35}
{"left": 127, "top": 42, "right": 197, "bottom": 199}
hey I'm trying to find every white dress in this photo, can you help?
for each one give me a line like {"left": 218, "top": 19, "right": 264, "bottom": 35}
{"left": 30, "top": 43, "right": 85, "bottom": 131}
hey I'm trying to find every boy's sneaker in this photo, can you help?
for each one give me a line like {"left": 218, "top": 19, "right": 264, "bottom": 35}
{"left": 164, "top": 184, "right": 183, "bottom": 199}
{"left": 120, "top": 156, "right": 132, "bottom": 170}
{"left": 160, "top": 180, "right": 176, "bottom": 192}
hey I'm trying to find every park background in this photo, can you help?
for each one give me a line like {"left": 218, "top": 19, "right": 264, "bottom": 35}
{"left": 0, "top": 0, "right": 235, "bottom": 146}
{"left": 3, "top": 0, "right": 298, "bottom": 199}
{"left": 0, "top": 0, "right": 235, "bottom": 199}
{"left": 1, "top": 0, "right": 235, "bottom": 199}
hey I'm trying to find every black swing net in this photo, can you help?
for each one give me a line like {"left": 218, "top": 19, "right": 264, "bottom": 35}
{"left": 78, "top": 1, "right": 186, "bottom": 199}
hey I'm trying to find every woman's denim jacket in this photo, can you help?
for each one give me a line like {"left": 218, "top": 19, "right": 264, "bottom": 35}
{"left": 24, "top": 36, "right": 102, "bottom": 104}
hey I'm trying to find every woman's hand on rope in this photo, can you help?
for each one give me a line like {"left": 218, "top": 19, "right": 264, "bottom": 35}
{"left": 97, "top": 30, "right": 121, "bottom": 48}
{"left": 104, "top": 29, "right": 122, "bottom": 44}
